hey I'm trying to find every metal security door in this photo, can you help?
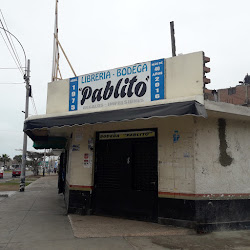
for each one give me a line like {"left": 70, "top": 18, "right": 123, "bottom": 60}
{"left": 130, "top": 139, "right": 158, "bottom": 220}
{"left": 93, "top": 139, "right": 131, "bottom": 216}
{"left": 93, "top": 129, "right": 158, "bottom": 221}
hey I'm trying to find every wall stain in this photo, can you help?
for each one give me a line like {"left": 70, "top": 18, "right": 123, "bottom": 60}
{"left": 218, "top": 118, "right": 233, "bottom": 166}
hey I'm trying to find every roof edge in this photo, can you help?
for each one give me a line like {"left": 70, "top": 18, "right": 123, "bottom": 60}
{"left": 205, "top": 100, "right": 250, "bottom": 117}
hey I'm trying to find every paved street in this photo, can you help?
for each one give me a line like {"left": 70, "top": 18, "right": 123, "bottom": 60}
{"left": 0, "top": 176, "right": 250, "bottom": 249}
{"left": 0, "top": 197, "right": 6, "bottom": 202}
{"left": 0, "top": 172, "right": 13, "bottom": 182}
{"left": 0, "top": 171, "right": 33, "bottom": 183}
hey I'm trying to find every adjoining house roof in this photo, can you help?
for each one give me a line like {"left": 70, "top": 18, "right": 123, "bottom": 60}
{"left": 24, "top": 100, "right": 207, "bottom": 141}
{"left": 205, "top": 100, "right": 250, "bottom": 120}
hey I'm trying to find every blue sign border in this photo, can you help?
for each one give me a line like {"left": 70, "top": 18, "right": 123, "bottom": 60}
{"left": 150, "top": 59, "right": 165, "bottom": 101}
{"left": 69, "top": 77, "right": 78, "bottom": 111}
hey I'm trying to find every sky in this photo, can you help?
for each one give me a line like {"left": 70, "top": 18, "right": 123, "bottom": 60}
{"left": 1, "top": 0, "right": 250, "bottom": 158}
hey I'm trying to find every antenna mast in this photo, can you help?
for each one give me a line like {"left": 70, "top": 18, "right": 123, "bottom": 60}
{"left": 170, "top": 21, "right": 176, "bottom": 57}
{"left": 51, "top": 0, "right": 76, "bottom": 82}
{"left": 51, "top": 0, "right": 60, "bottom": 81}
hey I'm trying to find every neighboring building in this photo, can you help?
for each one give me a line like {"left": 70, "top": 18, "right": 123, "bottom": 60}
{"left": 205, "top": 75, "right": 250, "bottom": 106}
{"left": 24, "top": 51, "right": 250, "bottom": 232}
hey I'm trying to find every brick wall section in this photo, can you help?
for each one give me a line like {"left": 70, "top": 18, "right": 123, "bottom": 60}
{"left": 219, "top": 85, "right": 247, "bottom": 105}
{"left": 205, "top": 85, "right": 250, "bottom": 106}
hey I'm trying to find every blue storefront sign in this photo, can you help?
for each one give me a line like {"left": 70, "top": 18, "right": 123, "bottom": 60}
{"left": 150, "top": 59, "right": 164, "bottom": 101}
{"left": 69, "top": 59, "right": 165, "bottom": 112}
{"left": 69, "top": 77, "right": 78, "bottom": 111}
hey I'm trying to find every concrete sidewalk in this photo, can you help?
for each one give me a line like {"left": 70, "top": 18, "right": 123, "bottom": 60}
{"left": 0, "top": 176, "right": 250, "bottom": 250}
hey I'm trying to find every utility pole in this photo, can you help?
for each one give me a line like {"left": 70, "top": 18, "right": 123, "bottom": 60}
{"left": 43, "top": 149, "right": 46, "bottom": 176}
{"left": 20, "top": 59, "right": 30, "bottom": 192}
{"left": 170, "top": 21, "right": 176, "bottom": 57}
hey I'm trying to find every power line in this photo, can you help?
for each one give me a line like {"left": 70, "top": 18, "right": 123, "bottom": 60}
{"left": 31, "top": 96, "right": 38, "bottom": 115}
{"left": 0, "top": 29, "right": 23, "bottom": 76}
{"left": 0, "top": 23, "right": 24, "bottom": 75}
{"left": 0, "top": 10, "right": 24, "bottom": 75}
{"left": 0, "top": 129, "right": 23, "bottom": 133}
{"left": 0, "top": 13, "right": 24, "bottom": 75}
{"left": 0, "top": 82, "right": 25, "bottom": 84}
{"left": 0, "top": 67, "right": 25, "bottom": 69}
{"left": 0, "top": 27, "right": 27, "bottom": 70}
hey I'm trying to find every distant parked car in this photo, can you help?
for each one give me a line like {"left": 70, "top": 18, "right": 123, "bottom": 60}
{"left": 0, "top": 167, "right": 3, "bottom": 178}
{"left": 12, "top": 165, "right": 21, "bottom": 177}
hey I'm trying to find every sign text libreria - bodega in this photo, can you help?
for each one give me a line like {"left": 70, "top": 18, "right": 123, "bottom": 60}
{"left": 69, "top": 59, "right": 165, "bottom": 111}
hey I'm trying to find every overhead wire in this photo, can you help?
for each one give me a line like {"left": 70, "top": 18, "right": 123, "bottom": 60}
{"left": 0, "top": 67, "right": 25, "bottom": 69}
{"left": 0, "top": 129, "right": 23, "bottom": 133}
{"left": 0, "top": 26, "right": 27, "bottom": 70}
{"left": 0, "top": 10, "right": 39, "bottom": 116}
{"left": 31, "top": 96, "right": 38, "bottom": 115}
{"left": 0, "top": 29, "right": 23, "bottom": 76}
{"left": 0, "top": 11, "right": 24, "bottom": 75}
{"left": 0, "top": 82, "right": 25, "bottom": 84}
{"left": 0, "top": 10, "right": 24, "bottom": 75}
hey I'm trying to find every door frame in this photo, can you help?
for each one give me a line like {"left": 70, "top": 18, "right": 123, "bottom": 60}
{"left": 92, "top": 127, "right": 158, "bottom": 221}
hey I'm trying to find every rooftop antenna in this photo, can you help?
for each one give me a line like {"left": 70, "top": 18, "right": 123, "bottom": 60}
{"left": 51, "top": 0, "right": 76, "bottom": 82}
{"left": 51, "top": 0, "right": 59, "bottom": 81}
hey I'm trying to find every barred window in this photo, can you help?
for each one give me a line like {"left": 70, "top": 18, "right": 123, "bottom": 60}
{"left": 228, "top": 87, "right": 236, "bottom": 95}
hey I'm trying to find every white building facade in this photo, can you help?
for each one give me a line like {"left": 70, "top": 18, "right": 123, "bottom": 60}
{"left": 24, "top": 51, "right": 250, "bottom": 232}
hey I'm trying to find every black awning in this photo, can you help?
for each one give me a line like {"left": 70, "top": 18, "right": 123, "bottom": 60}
{"left": 33, "top": 137, "right": 67, "bottom": 149}
{"left": 24, "top": 101, "right": 207, "bottom": 132}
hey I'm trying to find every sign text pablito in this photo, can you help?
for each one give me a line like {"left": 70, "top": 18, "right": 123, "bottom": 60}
{"left": 69, "top": 59, "right": 164, "bottom": 111}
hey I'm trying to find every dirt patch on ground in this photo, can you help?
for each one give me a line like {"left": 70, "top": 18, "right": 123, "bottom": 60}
{"left": 151, "top": 230, "right": 250, "bottom": 250}
{"left": 68, "top": 215, "right": 194, "bottom": 238}
{"left": 0, "top": 175, "right": 41, "bottom": 191}
{"left": 26, "top": 175, "right": 41, "bottom": 181}
{"left": 0, "top": 185, "right": 20, "bottom": 191}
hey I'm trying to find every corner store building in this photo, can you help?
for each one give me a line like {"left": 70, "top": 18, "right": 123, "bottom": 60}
{"left": 24, "top": 51, "right": 250, "bottom": 232}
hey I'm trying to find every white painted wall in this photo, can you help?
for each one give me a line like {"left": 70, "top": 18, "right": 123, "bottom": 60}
{"left": 66, "top": 126, "right": 93, "bottom": 186}
{"left": 67, "top": 116, "right": 196, "bottom": 194}
{"left": 194, "top": 117, "right": 250, "bottom": 194}
{"left": 157, "top": 117, "right": 195, "bottom": 194}
{"left": 66, "top": 115, "right": 250, "bottom": 196}
{"left": 46, "top": 51, "right": 205, "bottom": 114}
{"left": 165, "top": 52, "right": 204, "bottom": 99}
{"left": 46, "top": 79, "right": 69, "bottom": 114}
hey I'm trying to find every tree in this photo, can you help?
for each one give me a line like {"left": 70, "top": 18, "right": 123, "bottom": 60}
{"left": 26, "top": 150, "right": 54, "bottom": 175}
{"left": 0, "top": 154, "right": 11, "bottom": 167}
{"left": 26, "top": 151, "right": 44, "bottom": 175}
{"left": 244, "top": 74, "right": 250, "bottom": 85}
{"left": 13, "top": 155, "right": 22, "bottom": 164}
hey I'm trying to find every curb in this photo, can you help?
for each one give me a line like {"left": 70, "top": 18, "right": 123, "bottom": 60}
{"left": 0, "top": 191, "right": 17, "bottom": 197}
{"left": 0, "top": 194, "right": 8, "bottom": 197}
